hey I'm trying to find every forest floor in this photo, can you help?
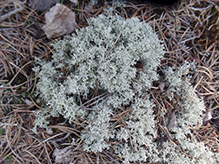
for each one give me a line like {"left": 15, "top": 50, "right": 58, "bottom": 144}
{"left": 0, "top": 0, "right": 219, "bottom": 163}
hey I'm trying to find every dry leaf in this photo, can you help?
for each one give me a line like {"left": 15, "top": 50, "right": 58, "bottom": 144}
{"left": 168, "top": 110, "right": 178, "bottom": 129}
{"left": 25, "top": 99, "right": 32, "bottom": 106}
{"left": 53, "top": 146, "right": 74, "bottom": 163}
{"left": 203, "top": 109, "right": 212, "bottom": 123}
{"left": 46, "top": 128, "right": 53, "bottom": 135}
{"left": 159, "top": 82, "right": 165, "bottom": 92}
{"left": 42, "top": 3, "right": 77, "bottom": 39}
{"left": 25, "top": 99, "right": 34, "bottom": 109}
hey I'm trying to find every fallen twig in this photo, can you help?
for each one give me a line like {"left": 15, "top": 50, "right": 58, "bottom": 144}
{"left": 0, "top": 6, "right": 24, "bottom": 23}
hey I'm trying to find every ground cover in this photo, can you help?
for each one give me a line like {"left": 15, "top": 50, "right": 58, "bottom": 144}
{"left": 0, "top": 0, "right": 219, "bottom": 163}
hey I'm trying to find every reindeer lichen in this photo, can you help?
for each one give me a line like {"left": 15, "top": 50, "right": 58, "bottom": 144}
{"left": 33, "top": 14, "right": 218, "bottom": 163}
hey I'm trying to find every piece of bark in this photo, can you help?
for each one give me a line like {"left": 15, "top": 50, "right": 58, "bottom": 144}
{"left": 42, "top": 3, "right": 77, "bottom": 39}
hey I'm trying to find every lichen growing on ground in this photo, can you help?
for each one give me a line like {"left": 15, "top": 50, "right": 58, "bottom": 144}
{"left": 33, "top": 14, "right": 218, "bottom": 163}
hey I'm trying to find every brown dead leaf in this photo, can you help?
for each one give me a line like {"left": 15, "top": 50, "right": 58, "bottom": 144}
{"left": 42, "top": 3, "right": 77, "bottom": 39}
{"left": 168, "top": 110, "right": 178, "bottom": 129}
{"left": 53, "top": 146, "right": 74, "bottom": 163}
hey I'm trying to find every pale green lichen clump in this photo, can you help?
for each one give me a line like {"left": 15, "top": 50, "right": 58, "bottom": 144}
{"left": 159, "top": 63, "right": 216, "bottom": 164}
{"left": 33, "top": 14, "right": 218, "bottom": 163}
